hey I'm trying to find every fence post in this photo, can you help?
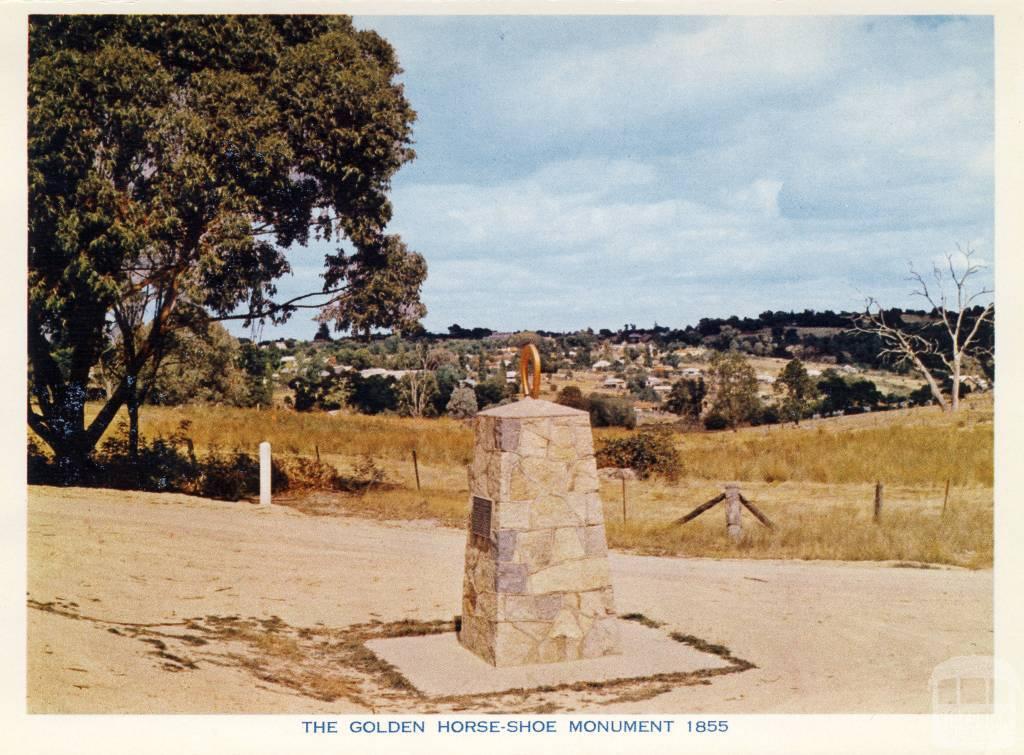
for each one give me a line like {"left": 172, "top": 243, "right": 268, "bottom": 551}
{"left": 412, "top": 450, "right": 421, "bottom": 492}
{"left": 725, "top": 483, "right": 742, "bottom": 542}
{"left": 942, "top": 479, "right": 950, "bottom": 517}
{"left": 873, "top": 481, "right": 883, "bottom": 523}
{"left": 259, "top": 441, "right": 272, "bottom": 507}
{"left": 621, "top": 475, "right": 627, "bottom": 523}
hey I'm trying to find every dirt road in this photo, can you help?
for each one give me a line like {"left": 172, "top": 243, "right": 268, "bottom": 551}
{"left": 27, "top": 486, "right": 991, "bottom": 713}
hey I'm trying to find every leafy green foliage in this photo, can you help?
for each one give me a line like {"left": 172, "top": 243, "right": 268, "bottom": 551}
{"left": 775, "top": 358, "right": 819, "bottom": 424}
{"left": 474, "top": 379, "right": 513, "bottom": 409}
{"left": 27, "top": 420, "right": 347, "bottom": 501}
{"left": 707, "top": 351, "right": 761, "bottom": 430}
{"left": 445, "top": 386, "right": 478, "bottom": 419}
{"left": 587, "top": 393, "right": 637, "bottom": 429}
{"left": 145, "top": 323, "right": 251, "bottom": 406}
{"left": 595, "top": 428, "right": 680, "bottom": 480}
{"left": 817, "top": 369, "right": 884, "bottom": 414}
{"left": 28, "top": 16, "right": 423, "bottom": 472}
{"left": 703, "top": 412, "right": 729, "bottom": 431}
{"left": 347, "top": 374, "right": 400, "bottom": 415}
{"left": 431, "top": 364, "right": 465, "bottom": 415}
{"left": 397, "top": 371, "right": 439, "bottom": 417}
{"left": 664, "top": 377, "right": 707, "bottom": 420}
{"left": 555, "top": 385, "right": 590, "bottom": 411}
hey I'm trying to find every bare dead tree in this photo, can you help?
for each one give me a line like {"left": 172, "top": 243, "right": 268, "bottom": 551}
{"left": 853, "top": 245, "right": 994, "bottom": 411}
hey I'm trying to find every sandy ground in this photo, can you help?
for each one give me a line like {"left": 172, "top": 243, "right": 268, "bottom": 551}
{"left": 27, "top": 485, "right": 991, "bottom": 714}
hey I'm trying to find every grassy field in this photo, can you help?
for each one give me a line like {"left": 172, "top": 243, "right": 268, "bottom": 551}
{"left": 66, "top": 395, "right": 993, "bottom": 568}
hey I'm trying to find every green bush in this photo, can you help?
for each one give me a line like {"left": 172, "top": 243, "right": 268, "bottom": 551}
{"left": 555, "top": 385, "right": 590, "bottom": 411}
{"left": 446, "top": 385, "right": 479, "bottom": 418}
{"left": 750, "top": 405, "right": 781, "bottom": 426}
{"left": 588, "top": 393, "right": 636, "bottom": 429}
{"left": 474, "top": 379, "right": 512, "bottom": 409}
{"left": 595, "top": 428, "right": 681, "bottom": 480}
{"left": 703, "top": 412, "right": 729, "bottom": 431}
{"left": 28, "top": 420, "right": 349, "bottom": 501}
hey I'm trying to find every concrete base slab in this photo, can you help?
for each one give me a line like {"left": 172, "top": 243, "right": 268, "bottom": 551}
{"left": 365, "top": 619, "right": 733, "bottom": 698}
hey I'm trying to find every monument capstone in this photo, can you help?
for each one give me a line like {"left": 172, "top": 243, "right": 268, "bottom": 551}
{"left": 457, "top": 345, "right": 620, "bottom": 666}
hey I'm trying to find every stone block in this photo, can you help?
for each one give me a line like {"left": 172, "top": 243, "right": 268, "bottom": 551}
{"left": 514, "top": 529, "right": 553, "bottom": 571}
{"left": 569, "top": 459, "right": 599, "bottom": 493}
{"left": 579, "top": 587, "right": 615, "bottom": 617}
{"left": 508, "top": 461, "right": 537, "bottom": 500}
{"left": 581, "top": 617, "right": 620, "bottom": 659}
{"left": 496, "top": 499, "right": 530, "bottom": 530}
{"left": 564, "top": 492, "right": 590, "bottom": 522}
{"left": 528, "top": 557, "right": 610, "bottom": 594}
{"left": 509, "top": 620, "right": 552, "bottom": 641}
{"left": 474, "top": 417, "right": 495, "bottom": 451}
{"left": 536, "top": 593, "right": 563, "bottom": 620}
{"left": 494, "top": 624, "right": 539, "bottom": 666}
{"left": 496, "top": 529, "right": 517, "bottom": 562}
{"left": 495, "top": 419, "right": 521, "bottom": 452}
{"left": 550, "top": 526, "right": 586, "bottom": 563}
{"left": 522, "top": 455, "right": 571, "bottom": 495}
{"left": 583, "top": 524, "right": 608, "bottom": 557}
{"left": 475, "top": 590, "right": 497, "bottom": 618}
{"left": 499, "top": 595, "right": 539, "bottom": 621}
{"left": 536, "top": 637, "right": 567, "bottom": 663}
{"left": 551, "top": 608, "right": 583, "bottom": 639}
{"left": 518, "top": 426, "right": 550, "bottom": 458}
{"left": 496, "top": 562, "right": 527, "bottom": 593}
{"left": 585, "top": 494, "right": 605, "bottom": 525}
{"left": 530, "top": 493, "right": 580, "bottom": 529}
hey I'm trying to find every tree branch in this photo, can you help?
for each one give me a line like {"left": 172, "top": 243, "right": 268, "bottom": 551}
{"left": 209, "top": 286, "right": 348, "bottom": 323}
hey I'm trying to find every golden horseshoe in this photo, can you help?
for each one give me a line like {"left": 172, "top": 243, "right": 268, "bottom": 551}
{"left": 519, "top": 344, "right": 542, "bottom": 399}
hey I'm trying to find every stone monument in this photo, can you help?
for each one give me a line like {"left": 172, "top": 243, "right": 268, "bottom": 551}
{"left": 457, "top": 345, "right": 620, "bottom": 666}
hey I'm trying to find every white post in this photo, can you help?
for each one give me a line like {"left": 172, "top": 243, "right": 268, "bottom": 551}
{"left": 259, "top": 441, "right": 271, "bottom": 507}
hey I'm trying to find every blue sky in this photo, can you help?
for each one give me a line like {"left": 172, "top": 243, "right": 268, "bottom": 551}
{"left": 234, "top": 15, "right": 993, "bottom": 340}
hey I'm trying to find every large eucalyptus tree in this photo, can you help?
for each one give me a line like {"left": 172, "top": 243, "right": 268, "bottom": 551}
{"left": 28, "top": 16, "right": 426, "bottom": 476}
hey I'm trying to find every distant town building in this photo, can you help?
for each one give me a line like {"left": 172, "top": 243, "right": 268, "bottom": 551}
{"left": 359, "top": 368, "right": 417, "bottom": 380}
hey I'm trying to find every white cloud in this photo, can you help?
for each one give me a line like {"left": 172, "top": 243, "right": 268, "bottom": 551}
{"left": 242, "top": 16, "right": 994, "bottom": 337}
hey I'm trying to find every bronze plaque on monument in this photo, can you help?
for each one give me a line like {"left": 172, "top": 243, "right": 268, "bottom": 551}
{"left": 470, "top": 496, "right": 492, "bottom": 538}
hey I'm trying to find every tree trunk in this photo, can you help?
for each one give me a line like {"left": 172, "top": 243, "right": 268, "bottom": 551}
{"left": 914, "top": 354, "right": 950, "bottom": 412}
{"left": 127, "top": 373, "right": 140, "bottom": 460}
{"left": 951, "top": 352, "right": 961, "bottom": 412}
{"left": 40, "top": 382, "right": 93, "bottom": 484}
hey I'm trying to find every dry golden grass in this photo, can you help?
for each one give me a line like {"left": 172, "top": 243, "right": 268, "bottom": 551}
{"left": 594, "top": 396, "right": 993, "bottom": 487}
{"left": 71, "top": 396, "right": 992, "bottom": 568}
{"left": 600, "top": 478, "right": 992, "bottom": 569}
{"left": 101, "top": 404, "right": 475, "bottom": 466}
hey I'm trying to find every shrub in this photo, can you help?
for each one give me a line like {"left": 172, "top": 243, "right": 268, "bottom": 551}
{"left": 27, "top": 419, "right": 347, "bottom": 501}
{"left": 588, "top": 393, "right": 636, "bottom": 429}
{"left": 200, "top": 447, "right": 259, "bottom": 500}
{"left": 703, "top": 412, "right": 729, "bottom": 431}
{"left": 446, "top": 385, "right": 478, "bottom": 418}
{"left": 595, "top": 428, "right": 681, "bottom": 480}
{"left": 351, "top": 454, "right": 387, "bottom": 490}
{"left": 555, "top": 385, "right": 590, "bottom": 411}
{"left": 750, "top": 405, "right": 781, "bottom": 426}
{"left": 474, "top": 379, "right": 511, "bottom": 409}
{"left": 274, "top": 455, "right": 346, "bottom": 493}
{"left": 347, "top": 374, "right": 400, "bottom": 414}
